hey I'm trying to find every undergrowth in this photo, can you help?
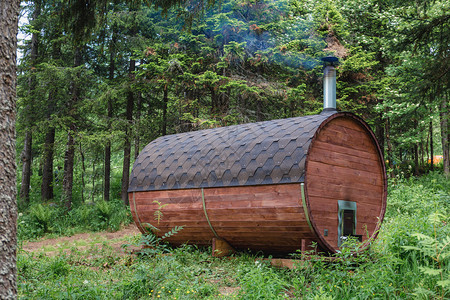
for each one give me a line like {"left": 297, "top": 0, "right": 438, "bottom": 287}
{"left": 17, "top": 172, "right": 449, "bottom": 299}
{"left": 17, "top": 199, "right": 132, "bottom": 240}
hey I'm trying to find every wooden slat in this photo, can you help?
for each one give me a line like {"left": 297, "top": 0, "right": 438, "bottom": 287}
{"left": 307, "top": 184, "right": 383, "bottom": 205}
{"left": 312, "top": 140, "right": 377, "bottom": 161}
{"left": 129, "top": 184, "right": 318, "bottom": 254}
{"left": 307, "top": 174, "right": 382, "bottom": 194}
{"left": 316, "top": 128, "right": 377, "bottom": 154}
{"left": 307, "top": 161, "right": 383, "bottom": 186}
{"left": 329, "top": 118, "right": 366, "bottom": 133}
{"left": 308, "top": 146, "right": 381, "bottom": 173}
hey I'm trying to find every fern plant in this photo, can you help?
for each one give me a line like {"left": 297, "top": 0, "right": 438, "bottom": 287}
{"left": 29, "top": 204, "right": 54, "bottom": 233}
{"left": 152, "top": 200, "right": 168, "bottom": 225}
{"left": 136, "top": 199, "right": 184, "bottom": 257}
{"left": 138, "top": 224, "right": 184, "bottom": 257}
{"left": 402, "top": 212, "right": 450, "bottom": 298}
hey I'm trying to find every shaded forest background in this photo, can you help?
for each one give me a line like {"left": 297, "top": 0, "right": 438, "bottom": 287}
{"left": 16, "top": 0, "right": 449, "bottom": 209}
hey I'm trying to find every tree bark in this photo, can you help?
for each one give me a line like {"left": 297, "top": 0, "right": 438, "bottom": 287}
{"left": 20, "top": 131, "right": 32, "bottom": 205}
{"left": 41, "top": 28, "right": 61, "bottom": 202}
{"left": 62, "top": 48, "right": 82, "bottom": 209}
{"left": 385, "top": 115, "right": 394, "bottom": 177}
{"left": 121, "top": 58, "right": 135, "bottom": 205}
{"left": 440, "top": 94, "right": 449, "bottom": 175}
{"left": 62, "top": 128, "right": 76, "bottom": 209}
{"left": 162, "top": 84, "right": 168, "bottom": 135}
{"left": 430, "top": 118, "right": 434, "bottom": 172}
{"left": 20, "top": 0, "right": 41, "bottom": 205}
{"left": 0, "top": 1, "right": 20, "bottom": 298}
{"left": 80, "top": 142, "right": 86, "bottom": 203}
{"left": 134, "top": 92, "right": 142, "bottom": 159}
{"left": 104, "top": 27, "right": 117, "bottom": 202}
{"left": 41, "top": 128, "right": 55, "bottom": 201}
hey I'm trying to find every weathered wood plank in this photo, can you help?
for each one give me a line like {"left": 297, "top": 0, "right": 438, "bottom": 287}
{"left": 312, "top": 140, "right": 377, "bottom": 161}
{"left": 307, "top": 161, "right": 383, "bottom": 186}
{"left": 308, "top": 146, "right": 382, "bottom": 173}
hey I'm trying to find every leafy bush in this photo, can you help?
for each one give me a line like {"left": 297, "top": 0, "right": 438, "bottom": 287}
{"left": 18, "top": 199, "right": 132, "bottom": 240}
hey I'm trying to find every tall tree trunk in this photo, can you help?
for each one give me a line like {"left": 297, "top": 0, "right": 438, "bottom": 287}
{"left": 121, "top": 58, "right": 135, "bottom": 205}
{"left": 80, "top": 142, "right": 85, "bottom": 203}
{"left": 134, "top": 93, "right": 142, "bottom": 159}
{"left": 414, "top": 118, "right": 420, "bottom": 175}
{"left": 41, "top": 128, "right": 55, "bottom": 201}
{"left": 385, "top": 115, "right": 394, "bottom": 177}
{"left": 430, "top": 118, "right": 434, "bottom": 172}
{"left": 104, "top": 27, "right": 117, "bottom": 202}
{"left": 210, "top": 86, "right": 217, "bottom": 116}
{"left": 41, "top": 29, "right": 61, "bottom": 202}
{"left": 162, "top": 84, "right": 168, "bottom": 135}
{"left": 20, "top": 132, "right": 32, "bottom": 205}
{"left": 20, "top": 0, "right": 41, "bottom": 205}
{"left": 62, "top": 129, "right": 76, "bottom": 209}
{"left": 0, "top": 0, "right": 20, "bottom": 297}
{"left": 62, "top": 48, "right": 82, "bottom": 209}
{"left": 440, "top": 94, "right": 449, "bottom": 175}
{"left": 375, "top": 112, "right": 384, "bottom": 158}
{"left": 414, "top": 143, "right": 419, "bottom": 175}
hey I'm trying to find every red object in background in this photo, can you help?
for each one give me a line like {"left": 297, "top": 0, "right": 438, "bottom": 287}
{"left": 428, "top": 155, "right": 443, "bottom": 165}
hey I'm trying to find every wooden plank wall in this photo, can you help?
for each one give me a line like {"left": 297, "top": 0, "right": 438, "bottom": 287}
{"left": 130, "top": 184, "right": 318, "bottom": 254}
{"left": 306, "top": 116, "right": 386, "bottom": 251}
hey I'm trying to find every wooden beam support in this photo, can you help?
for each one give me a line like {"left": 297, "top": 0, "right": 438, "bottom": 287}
{"left": 212, "top": 238, "right": 235, "bottom": 257}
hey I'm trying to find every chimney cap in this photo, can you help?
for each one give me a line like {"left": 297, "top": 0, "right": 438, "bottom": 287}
{"left": 321, "top": 56, "right": 339, "bottom": 66}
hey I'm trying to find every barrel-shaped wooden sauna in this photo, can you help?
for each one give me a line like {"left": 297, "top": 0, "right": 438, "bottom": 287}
{"left": 128, "top": 110, "right": 387, "bottom": 255}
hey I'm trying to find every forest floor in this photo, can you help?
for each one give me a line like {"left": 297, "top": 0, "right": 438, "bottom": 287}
{"left": 20, "top": 224, "right": 141, "bottom": 257}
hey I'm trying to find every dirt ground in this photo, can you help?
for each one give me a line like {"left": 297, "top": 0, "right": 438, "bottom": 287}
{"left": 21, "top": 224, "right": 142, "bottom": 256}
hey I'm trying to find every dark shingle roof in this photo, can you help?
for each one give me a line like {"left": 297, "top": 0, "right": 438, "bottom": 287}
{"left": 128, "top": 111, "right": 336, "bottom": 192}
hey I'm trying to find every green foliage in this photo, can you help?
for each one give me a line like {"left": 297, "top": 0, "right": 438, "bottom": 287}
{"left": 136, "top": 225, "right": 184, "bottom": 257}
{"left": 28, "top": 204, "right": 55, "bottom": 233}
{"left": 401, "top": 213, "right": 450, "bottom": 296}
{"left": 237, "top": 259, "right": 290, "bottom": 299}
{"left": 18, "top": 200, "right": 132, "bottom": 241}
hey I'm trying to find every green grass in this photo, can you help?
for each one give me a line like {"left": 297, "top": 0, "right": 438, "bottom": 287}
{"left": 17, "top": 172, "right": 450, "bottom": 299}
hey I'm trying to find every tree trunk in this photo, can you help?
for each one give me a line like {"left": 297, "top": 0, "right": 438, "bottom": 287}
{"left": 41, "top": 28, "right": 61, "bottom": 202}
{"left": 161, "top": 84, "right": 169, "bottom": 136}
{"left": 104, "top": 138, "right": 111, "bottom": 202}
{"left": 62, "top": 48, "right": 82, "bottom": 209}
{"left": 121, "top": 58, "right": 135, "bottom": 205}
{"left": 162, "top": 84, "right": 168, "bottom": 135}
{"left": 19, "top": 132, "right": 32, "bottom": 206}
{"left": 80, "top": 142, "right": 85, "bottom": 203}
{"left": 41, "top": 128, "right": 55, "bottom": 201}
{"left": 134, "top": 93, "right": 142, "bottom": 159}
{"left": 385, "top": 115, "right": 394, "bottom": 177}
{"left": 104, "top": 27, "right": 117, "bottom": 202}
{"left": 430, "top": 118, "right": 434, "bottom": 172}
{"left": 375, "top": 112, "right": 384, "bottom": 158}
{"left": 210, "top": 86, "right": 217, "bottom": 116}
{"left": 20, "top": 0, "right": 41, "bottom": 205}
{"left": 62, "top": 129, "right": 76, "bottom": 209}
{"left": 414, "top": 143, "right": 419, "bottom": 175}
{"left": 440, "top": 94, "right": 449, "bottom": 175}
{"left": 0, "top": 1, "right": 20, "bottom": 298}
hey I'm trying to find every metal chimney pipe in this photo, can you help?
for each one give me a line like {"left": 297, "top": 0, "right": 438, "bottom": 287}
{"left": 321, "top": 56, "right": 339, "bottom": 111}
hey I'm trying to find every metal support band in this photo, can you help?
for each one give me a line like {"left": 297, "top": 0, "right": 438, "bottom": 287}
{"left": 201, "top": 188, "right": 220, "bottom": 239}
{"left": 132, "top": 192, "right": 146, "bottom": 233}
{"left": 300, "top": 183, "right": 314, "bottom": 233}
